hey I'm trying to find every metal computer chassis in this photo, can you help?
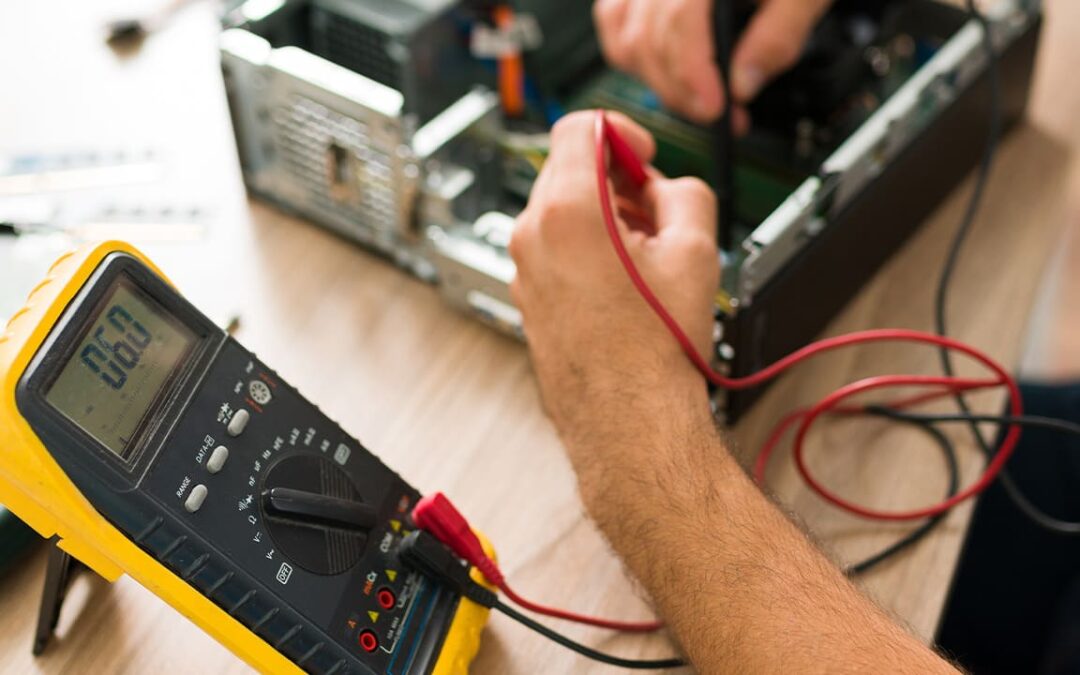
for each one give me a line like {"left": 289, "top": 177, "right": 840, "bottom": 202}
{"left": 220, "top": 0, "right": 1042, "bottom": 421}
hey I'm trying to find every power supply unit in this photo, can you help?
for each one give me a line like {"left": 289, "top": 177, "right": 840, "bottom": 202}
{"left": 308, "top": 0, "right": 490, "bottom": 123}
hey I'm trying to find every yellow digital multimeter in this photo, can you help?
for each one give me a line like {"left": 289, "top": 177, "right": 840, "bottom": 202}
{"left": 0, "top": 242, "right": 489, "bottom": 674}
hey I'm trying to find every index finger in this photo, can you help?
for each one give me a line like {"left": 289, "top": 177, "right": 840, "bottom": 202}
{"left": 533, "top": 110, "right": 656, "bottom": 202}
{"left": 548, "top": 110, "right": 656, "bottom": 173}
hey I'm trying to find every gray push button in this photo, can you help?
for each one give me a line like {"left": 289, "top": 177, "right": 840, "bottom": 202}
{"left": 207, "top": 446, "right": 229, "bottom": 474}
{"left": 227, "top": 409, "right": 250, "bottom": 437}
{"left": 249, "top": 380, "right": 272, "bottom": 405}
{"left": 185, "top": 484, "right": 208, "bottom": 513}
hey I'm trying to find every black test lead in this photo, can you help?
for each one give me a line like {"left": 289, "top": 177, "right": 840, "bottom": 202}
{"left": 713, "top": 0, "right": 737, "bottom": 251}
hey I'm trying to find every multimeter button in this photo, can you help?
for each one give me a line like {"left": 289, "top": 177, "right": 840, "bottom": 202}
{"left": 227, "top": 409, "right": 250, "bottom": 437}
{"left": 206, "top": 446, "right": 229, "bottom": 474}
{"left": 185, "top": 484, "right": 209, "bottom": 513}
{"left": 249, "top": 379, "right": 272, "bottom": 405}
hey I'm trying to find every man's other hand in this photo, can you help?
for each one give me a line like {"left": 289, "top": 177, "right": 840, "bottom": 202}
{"left": 593, "top": 0, "right": 835, "bottom": 123}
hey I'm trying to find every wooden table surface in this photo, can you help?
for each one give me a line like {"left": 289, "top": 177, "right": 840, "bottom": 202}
{"left": 0, "top": 1, "right": 1076, "bottom": 673}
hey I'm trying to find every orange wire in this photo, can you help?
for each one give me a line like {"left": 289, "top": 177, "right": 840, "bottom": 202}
{"left": 494, "top": 6, "right": 525, "bottom": 117}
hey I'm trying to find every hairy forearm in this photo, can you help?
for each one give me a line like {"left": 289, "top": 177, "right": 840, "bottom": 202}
{"left": 567, "top": 381, "right": 956, "bottom": 674}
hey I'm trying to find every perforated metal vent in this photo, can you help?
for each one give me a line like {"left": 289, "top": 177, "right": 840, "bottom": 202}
{"left": 272, "top": 95, "right": 400, "bottom": 244}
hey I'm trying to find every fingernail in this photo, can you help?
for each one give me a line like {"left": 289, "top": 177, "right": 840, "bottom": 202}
{"left": 732, "top": 65, "right": 765, "bottom": 102}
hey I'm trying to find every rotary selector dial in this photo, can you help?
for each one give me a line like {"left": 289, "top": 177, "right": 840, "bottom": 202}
{"left": 261, "top": 454, "right": 372, "bottom": 575}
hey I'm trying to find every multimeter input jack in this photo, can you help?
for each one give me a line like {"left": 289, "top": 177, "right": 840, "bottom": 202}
{"left": 358, "top": 630, "right": 379, "bottom": 653}
{"left": 376, "top": 588, "right": 396, "bottom": 610}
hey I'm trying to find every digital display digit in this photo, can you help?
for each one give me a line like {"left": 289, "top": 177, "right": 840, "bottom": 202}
{"left": 45, "top": 278, "right": 195, "bottom": 461}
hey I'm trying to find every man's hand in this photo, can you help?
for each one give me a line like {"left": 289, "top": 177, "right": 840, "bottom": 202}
{"left": 509, "top": 111, "right": 718, "bottom": 478}
{"left": 509, "top": 110, "right": 958, "bottom": 675}
{"left": 593, "top": 0, "right": 835, "bottom": 123}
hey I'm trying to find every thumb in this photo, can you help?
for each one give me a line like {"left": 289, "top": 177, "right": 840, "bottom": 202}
{"left": 730, "top": 0, "right": 832, "bottom": 102}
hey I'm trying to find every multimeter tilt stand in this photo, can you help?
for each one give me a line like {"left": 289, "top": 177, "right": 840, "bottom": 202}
{"left": 0, "top": 242, "right": 490, "bottom": 674}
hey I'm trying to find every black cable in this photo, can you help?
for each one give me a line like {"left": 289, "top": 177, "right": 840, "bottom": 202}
{"left": 990, "top": 452, "right": 1080, "bottom": 533}
{"left": 870, "top": 410, "right": 1080, "bottom": 535}
{"left": 846, "top": 411, "right": 961, "bottom": 575}
{"left": 935, "top": 0, "right": 1003, "bottom": 464}
{"left": 869, "top": 409, "right": 1080, "bottom": 534}
{"left": 867, "top": 408, "right": 1080, "bottom": 439}
{"left": 933, "top": 0, "right": 1000, "bottom": 444}
{"left": 493, "top": 601, "right": 688, "bottom": 670}
{"left": 934, "top": 1, "right": 1080, "bottom": 535}
{"left": 816, "top": 1, "right": 1011, "bottom": 574}
{"left": 713, "top": 0, "right": 736, "bottom": 250}
{"left": 398, "top": 531, "right": 687, "bottom": 670}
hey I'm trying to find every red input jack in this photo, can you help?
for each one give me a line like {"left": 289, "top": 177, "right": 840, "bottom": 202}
{"left": 358, "top": 630, "right": 378, "bottom": 653}
{"left": 376, "top": 588, "right": 396, "bottom": 610}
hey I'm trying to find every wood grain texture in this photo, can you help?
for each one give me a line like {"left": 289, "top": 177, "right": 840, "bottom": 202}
{"left": 0, "top": 0, "right": 1076, "bottom": 672}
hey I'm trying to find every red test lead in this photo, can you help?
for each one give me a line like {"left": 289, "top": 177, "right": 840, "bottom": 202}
{"left": 412, "top": 493, "right": 501, "bottom": 584}
{"left": 594, "top": 109, "right": 1023, "bottom": 522}
{"left": 412, "top": 493, "right": 664, "bottom": 633}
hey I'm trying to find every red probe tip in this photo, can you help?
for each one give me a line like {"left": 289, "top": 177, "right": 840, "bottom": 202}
{"left": 599, "top": 112, "right": 649, "bottom": 190}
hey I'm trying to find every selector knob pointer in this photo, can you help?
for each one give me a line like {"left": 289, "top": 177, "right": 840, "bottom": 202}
{"left": 262, "top": 487, "right": 377, "bottom": 532}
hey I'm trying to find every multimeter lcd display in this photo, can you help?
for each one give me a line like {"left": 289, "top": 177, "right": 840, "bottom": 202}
{"left": 45, "top": 279, "right": 195, "bottom": 461}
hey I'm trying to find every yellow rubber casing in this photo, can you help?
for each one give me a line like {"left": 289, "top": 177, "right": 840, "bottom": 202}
{"left": 0, "top": 241, "right": 490, "bottom": 674}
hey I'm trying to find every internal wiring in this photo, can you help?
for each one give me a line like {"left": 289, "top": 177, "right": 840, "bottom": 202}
{"left": 494, "top": 5, "right": 525, "bottom": 117}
